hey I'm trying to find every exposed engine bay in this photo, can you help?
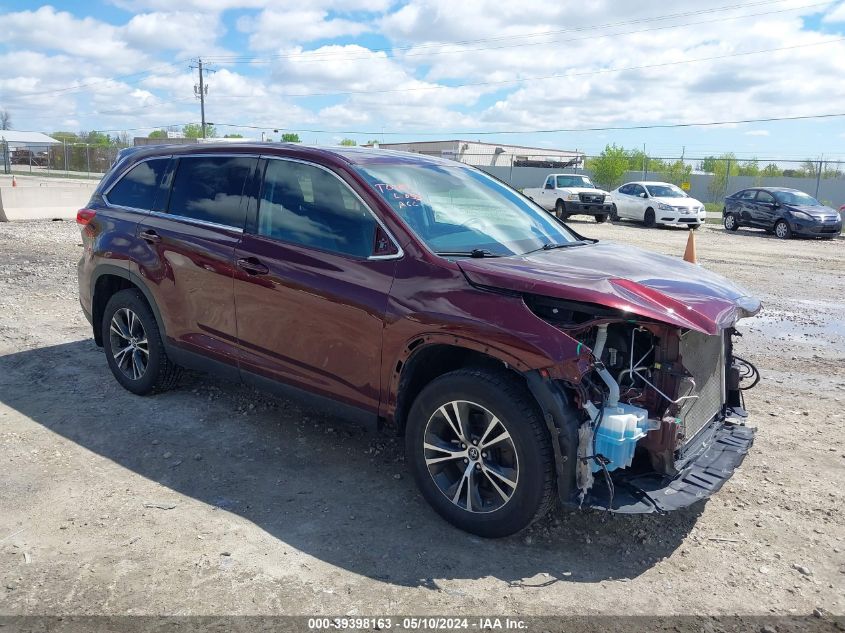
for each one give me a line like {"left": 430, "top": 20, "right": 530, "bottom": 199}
{"left": 526, "top": 294, "right": 759, "bottom": 509}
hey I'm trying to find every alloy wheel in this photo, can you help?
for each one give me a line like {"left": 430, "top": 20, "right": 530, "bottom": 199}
{"left": 423, "top": 400, "right": 519, "bottom": 514}
{"left": 775, "top": 221, "right": 789, "bottom": 239}
{"left": 724, "top": 214, "right": 736, "bottom": 230}
{"left": 109, "top": 308, "right": 149, "bottom": 380}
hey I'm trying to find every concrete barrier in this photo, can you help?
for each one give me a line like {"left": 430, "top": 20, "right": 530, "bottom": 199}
{"left": 0, "top": 184, "right": 96, "bottom": 221}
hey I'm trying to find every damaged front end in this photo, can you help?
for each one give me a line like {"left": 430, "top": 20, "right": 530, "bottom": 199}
{"left": 527, "top": 294, "right": 760, "bottom": 514}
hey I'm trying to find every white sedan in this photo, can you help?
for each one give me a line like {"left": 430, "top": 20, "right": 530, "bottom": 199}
{"left": 610, "top": 181, "right": 706, "bottom": 229}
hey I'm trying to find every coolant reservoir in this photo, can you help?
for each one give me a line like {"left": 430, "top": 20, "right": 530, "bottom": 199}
{"left": 591, "top": 402, "right": 652, "bottom": 472}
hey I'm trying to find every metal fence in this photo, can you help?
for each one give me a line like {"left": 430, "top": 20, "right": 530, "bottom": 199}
{"left": 0, "top": 139, "right": 127, "bottom": 180}
{"left": 417, "top": 152, "right": 845, "bottom": 208}
{"left": 3, "top": 140, "right": 843, "bottom": 208}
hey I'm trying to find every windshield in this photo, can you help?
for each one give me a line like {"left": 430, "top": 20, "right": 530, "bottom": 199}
{"left": 355, "top": 162, "right": 580, "bottom": 256}
{"left": 773, "top": 190, "right": 821, "bottom": 206}
{"left": 556, "top": 175, "right": 594, "bottom": 188}
{"left": 645, "top": 184, "right": 687, "bottom": 198}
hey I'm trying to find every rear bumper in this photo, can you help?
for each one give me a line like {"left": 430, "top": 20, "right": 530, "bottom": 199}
{"left": 580, "top": 417, "right": 755, "bottom": 513}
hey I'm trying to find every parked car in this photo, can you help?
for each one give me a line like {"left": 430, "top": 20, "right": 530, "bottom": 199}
{"left": 77, "top": 144, "right": 760, "bottom": 537}
{"left": 609, "top": 181, "right": 706, "bottom": 229}
{"left": 11, "top": 148, "right": 48, "bottom": 166}
{"left": 723, "top": 187, "right": 842, "bottom": 239}
{"left": 523, "top": 173, "right": 612, "bottom": 222}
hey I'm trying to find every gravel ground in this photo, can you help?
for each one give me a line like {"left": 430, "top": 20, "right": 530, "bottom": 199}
{"left": 0, "top": 218, "right": 843, "bottom": 618}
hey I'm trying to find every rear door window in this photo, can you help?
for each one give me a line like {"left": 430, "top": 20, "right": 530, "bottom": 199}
{"left": 107, "top": 158, "right": 169, "bottom": 210}
{"left": 168, "top": 156, "right": 256, "bottom": 229}
{"left": 737, "top": 190, "right": 757, "bottom": 200}
{"left": 257, "top": 160, "right": 377, "bottom": 258}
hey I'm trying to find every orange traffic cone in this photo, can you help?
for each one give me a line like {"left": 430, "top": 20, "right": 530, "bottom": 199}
{"left": 11, "top": 175, "right": 16, "bottom": 187}
{"left": 683, "top": 229, "right": 697, "bottom": 264}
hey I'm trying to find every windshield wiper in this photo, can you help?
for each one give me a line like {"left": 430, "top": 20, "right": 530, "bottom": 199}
{"left": 435, "top": 249, "right": 500, "bottom": 258}
{"left": 527, "top": 241, "right": 586, "bottom": 254}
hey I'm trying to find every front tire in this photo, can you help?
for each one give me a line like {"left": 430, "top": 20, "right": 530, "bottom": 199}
{"left": 102, "top": 289, "right": 180, "bottom": 395}
{"left": 774, "top": 219, "right": 792, "bottom": 240}
{"left": 610, "top": 204, "right": 619, "bottom": 222}
{"left": 595, "top": 213, "right": 608, "bottom": 223}
{"left": 554, "top": 199, "right": 566, "bottom": 219}
{"left": 644, "top": 208, "right": 656, "bottom": 228}
{"left": 724, "top": 212, "right": 739, "bottom": 231}
{"left": 405, "top": 368, "right": 556, "bottom": 538}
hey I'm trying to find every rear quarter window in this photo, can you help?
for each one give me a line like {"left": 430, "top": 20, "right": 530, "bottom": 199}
{"left": 106, "top": 159, "right": 169, "bottom": 210}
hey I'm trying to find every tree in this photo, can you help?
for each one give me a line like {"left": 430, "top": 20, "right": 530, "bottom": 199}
{"left": 800, "top": 160, "right": 818, "bottom": 178}
{"left": 367, "top": 138, "right": 380, "bottom": 145}
{"left": 761, "top": 163, "right": 781, "bottom": 177}
{"left": 708, "top": 153, "right": 738, "bottom": 201}
{"left": 737, "top": 159, "right": 760, "bottom": 177}
{"left": 699, "top": 156, "right": 717, "bottom": 173}
{"left": 586, "top": 144, "right": 629, "bottom": 189}
{"left": 625, "top": 148, "right": 649, "bottom": 172}
{"left": 339, "top": 138, "right": 357, "bottom": 146}
{"left": 663, "top": 159, "right": 692, "bottom": 186}
{"left": 148, "top": 129, "right": 168, "bottom": 139}
{"left": 223, "top": 133, "right": 244, "bottom": 138}
{"left": 182, "top": 123, "right": 217, "bottom": 139}
{"left": 0, "top": 109, "right": 10, "bottom": 130}
{"left": 281, "top": 133, "right": 301, "bottom": 143}
{"left": 51, "top": 131, "right": 79, "bottom": 144}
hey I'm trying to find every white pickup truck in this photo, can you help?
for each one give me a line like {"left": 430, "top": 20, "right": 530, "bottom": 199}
{"left": 523, "top": 173, "right": 613, "bottom": 222}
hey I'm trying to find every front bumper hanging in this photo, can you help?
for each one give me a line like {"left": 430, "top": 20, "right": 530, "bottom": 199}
{"left": 581, "top": 417, "right": 755, "bottom": 514}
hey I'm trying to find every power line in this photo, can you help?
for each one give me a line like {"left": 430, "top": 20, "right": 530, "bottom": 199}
{"left": 204, "top": 0, "right": 826, "bottom": 64}
{"left": 211, "top": 111, "right": 845, "bottom": 137}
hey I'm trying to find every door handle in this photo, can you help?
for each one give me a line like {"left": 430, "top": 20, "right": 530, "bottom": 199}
{"left": 140, "top": 229, "right": 161, "bottom": 243}
{"left": 237, "top": 257, "right": 269, "bottom": 276}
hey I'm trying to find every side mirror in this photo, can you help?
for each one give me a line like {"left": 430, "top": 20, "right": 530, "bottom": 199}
{"left": 545, "top": 182, "right": 554, "bottom": 190}
{"left": 639, "top": 192, "right": 648, "bottom": 199}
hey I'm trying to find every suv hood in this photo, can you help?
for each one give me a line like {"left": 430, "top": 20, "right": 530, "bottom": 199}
{"left": 458, "top": 242, "right": 760, "bottom": 335}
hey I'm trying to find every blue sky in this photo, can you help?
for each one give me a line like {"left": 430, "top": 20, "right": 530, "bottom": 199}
{"left": 1, "top": 0, "right": 845, "bottom": 163}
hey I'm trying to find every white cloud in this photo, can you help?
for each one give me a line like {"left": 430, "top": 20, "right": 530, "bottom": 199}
{"left": 823, "top": 1, "right": 845, "bottom": 22}
{"left": 744, "top": 130, "right": 771, "bottom": 136}
{"left": 237, "top": 10, "right": 370, "bottom": 47}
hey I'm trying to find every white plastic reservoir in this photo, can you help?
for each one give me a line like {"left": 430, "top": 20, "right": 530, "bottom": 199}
{"left": 590, "top": 402, "right": 652, "bottom": 472}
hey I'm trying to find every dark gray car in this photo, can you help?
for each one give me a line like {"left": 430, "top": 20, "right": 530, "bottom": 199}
{"left": 723, "top": 187, "right": 842, "bottom": 239}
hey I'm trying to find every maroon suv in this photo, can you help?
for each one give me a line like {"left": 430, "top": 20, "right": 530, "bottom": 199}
{"left": 77, "top": 143, "right": 760, "bottom": 537}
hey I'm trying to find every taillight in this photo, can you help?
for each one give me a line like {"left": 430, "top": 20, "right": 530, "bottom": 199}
{"left": 76, "top": 209, "right": 96, "bottom": 225}
{"left": 77, "top": 209, "right": 97, "bottom": 237}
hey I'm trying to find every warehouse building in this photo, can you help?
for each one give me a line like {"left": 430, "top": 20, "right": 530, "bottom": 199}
{"left": 367, "top": 140, "right": 584, "bottom": 168}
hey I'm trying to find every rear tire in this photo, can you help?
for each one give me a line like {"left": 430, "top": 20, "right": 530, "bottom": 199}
{"left": 724, "top": 212, "right": 739, "bottom": 231}
{"left": 774, "top": 220, "right": 792, "bottom": 240}
{"left": 644, "top": 208, "right": 656, "bottom": 228}
{"left": 405, "top": 368, "right": 556, "bottom": 538}
{"left": 102, "top": 289, "right": 180, "bottom": 395}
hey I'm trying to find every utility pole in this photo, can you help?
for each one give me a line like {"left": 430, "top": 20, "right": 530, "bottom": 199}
{"left": 193, "top": 58, "right": 209, "bottom": 139}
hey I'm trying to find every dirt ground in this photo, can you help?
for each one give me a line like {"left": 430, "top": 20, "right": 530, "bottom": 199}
{"left": 0, "top": 217, "right": 843, "bottom": 618}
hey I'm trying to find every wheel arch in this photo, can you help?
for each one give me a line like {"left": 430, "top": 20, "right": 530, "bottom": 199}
{"left": 389, "top": 337, "right": 532, "bottom": 436}
{"left": 91, "top": 265, "right": 165, "bottom": 347}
